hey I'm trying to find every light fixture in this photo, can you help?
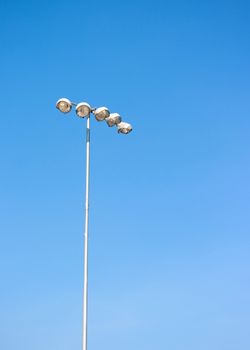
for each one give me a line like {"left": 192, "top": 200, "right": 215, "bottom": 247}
{"left": 55, "top": 96, "right": 133, "bottom": 350}
{"left": 105, "top": 113, "right": 122, "bottom": 127}
{"left": 117, "top": 122, "right": 132, "bottom": 134}
{"left": 93, "top": 107, "right": 110, "bottom": 121}
{"left": 76, "top": 102, "right": 91, "bottom": 118}
{"left": 56, "top": 98, "right": 72, "bottom": 113}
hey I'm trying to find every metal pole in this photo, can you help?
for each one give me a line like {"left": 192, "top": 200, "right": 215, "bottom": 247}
{"left": 83, "top": 115, "right": 90, "bottom": 350}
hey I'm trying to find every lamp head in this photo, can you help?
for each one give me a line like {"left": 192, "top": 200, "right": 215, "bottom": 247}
{"left": 93, "top": 107, "right": 110, "bottom": 121}
{"left": 117, "top": 122, "right": 132, "bottom": 134}
{"left": 105, "top": 113, "right": 122, "bottom": 127}
{"left": 56, "top": 98, "right": 72, "bottom": 113}
{"left": 76, "top": 102, "right": 91, "bottom": 118}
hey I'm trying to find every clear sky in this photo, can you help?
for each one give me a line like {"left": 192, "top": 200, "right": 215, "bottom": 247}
{"left": 1, "top": 0, "right": 250, "bottom": 349}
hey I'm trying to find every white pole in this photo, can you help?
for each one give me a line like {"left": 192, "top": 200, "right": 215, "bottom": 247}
{"left": 83, "top": 115, "right": 90, "bottom": 350}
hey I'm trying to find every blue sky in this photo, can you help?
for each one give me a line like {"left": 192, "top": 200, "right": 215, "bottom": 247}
{"left": 1, "top": 0, "right": 250, "bottom": 349}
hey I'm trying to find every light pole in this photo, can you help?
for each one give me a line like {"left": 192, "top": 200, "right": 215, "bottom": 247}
{"left": 56, "top": 98, "right": 133, "bottom": 350}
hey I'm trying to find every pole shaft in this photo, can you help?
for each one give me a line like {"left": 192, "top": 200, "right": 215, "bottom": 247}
{"left": 83, "top": 115, "right": 90, "bottom": 350}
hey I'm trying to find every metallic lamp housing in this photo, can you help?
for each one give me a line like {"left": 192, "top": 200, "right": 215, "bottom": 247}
{"left": 56, "top": 98, "right": 72, "bottom": 113}
{"left": 105, "top": 113, "right": 122, "bottom": 127}
{"left": 76, "top": 102, "right": 91, "bottom": 118}
{"left": 117, "top": 122, "right": 132, "bottom": 134}
{"left": 93, "top": 107, "right": 110, "bottom": 121}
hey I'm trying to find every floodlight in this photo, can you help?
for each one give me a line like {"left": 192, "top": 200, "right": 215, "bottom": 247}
{"left": 105, "top": 113, "right": 122, "bottom": 127}
{"left": 56, "top": 95, "right": 133, "bottom": 350}
{"left": 93, "top": 107, "right": 110, "bottom": 121}
{"left": 76, "top": 102, "right": 91, "bottom": 118}
{"left": 117, "top": 122, "right": 132, "bottom": 134}
{"left": 56, "top": 98, "right": 72, "bottom": 113}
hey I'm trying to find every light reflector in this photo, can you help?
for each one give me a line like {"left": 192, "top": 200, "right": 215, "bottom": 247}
{"left": 106, "top": 113, "right": 122, "bottom": 127}
{"left": 76, "top": 102, "right": 91, "bottom": 118}
{"left": 117, "top": 122, "right": 132, "bottom": 134}
{"left": 56, "top": 98, "right": 72, "bottom": 113}
{"left": 93, "top": 107, "right": 110, "bottom": 121}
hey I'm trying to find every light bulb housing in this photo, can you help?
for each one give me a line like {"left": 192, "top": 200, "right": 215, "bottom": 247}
{"left": 93, "top": 107, "right": 110, "bottom": 121}
{"left": 106, "top": 113, "right": 122, "bottom": 127}
{"left": 76, "top": 102, "right": 91, "bottom": 118}
{"left": 117, "top": 122, "right": 132, "bottom": 134}
{"left": 56, "top": 98, "right": 72, "bottom": 113}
